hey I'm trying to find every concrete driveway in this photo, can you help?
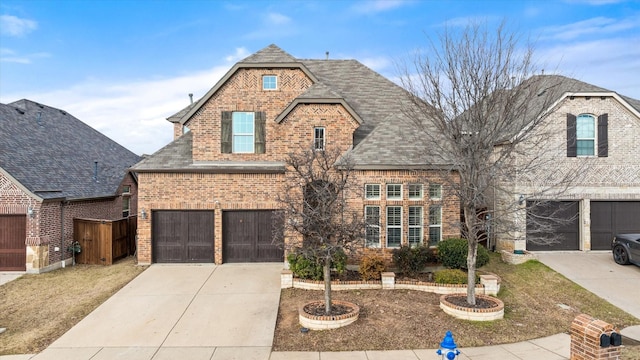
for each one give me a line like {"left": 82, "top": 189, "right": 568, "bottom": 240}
{"left": 31, "top": 263, "right": 283, "bottom": 360}
{"left": 537, "top": 251, "right": 640, "bottom": 320}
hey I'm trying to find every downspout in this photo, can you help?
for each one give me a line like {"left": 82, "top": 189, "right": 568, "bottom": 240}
{"left": 61, "top": 201, "right": 65, "bottom": 267}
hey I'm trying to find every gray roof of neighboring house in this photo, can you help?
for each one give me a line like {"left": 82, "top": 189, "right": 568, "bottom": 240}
{"left": 0, "top": 99, "right": 141, "bottom": 200}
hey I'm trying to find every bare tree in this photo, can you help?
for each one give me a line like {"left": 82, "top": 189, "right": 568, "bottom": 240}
{"left": 399, "top": 22, "right": 581, "bottom": 304}
{"left": 275, "top": 145, "right": 364, "bottom": 315}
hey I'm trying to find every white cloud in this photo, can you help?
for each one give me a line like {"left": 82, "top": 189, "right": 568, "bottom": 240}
{"left": 0, "top": 48, "right": 50, "bottom": 64}
{"left": 536, "top": 37, "right": 640, "bottom": 98}
{"left": 0, "top": 14, "right": 37, "bottom": 37}
{"left": 540, "top": 15, "right": 640, "bottom": 41}
{"left": 435, "top": 15, "right": 502, "bottom": 28}
{"left": 360, "top": 56, "right": 392, "bottom": 72}
{"left": 267, "top": 12, "right": 291, "bottom": 25}
{"left": 352, "top": 0, "right": 408, "bottom": 14}
{"left": 225, "top": 47, "right": 250, "bottom": 62}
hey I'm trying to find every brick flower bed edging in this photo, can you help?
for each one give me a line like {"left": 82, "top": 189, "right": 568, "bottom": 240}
{"left": 280, "top": 270, "right": 500, "bottom": 296}
{"left": 439, "top": 293, "right": 505, "bottom": 321}
{"left": 299, "top": 299, "right": 360, "bottom": 330}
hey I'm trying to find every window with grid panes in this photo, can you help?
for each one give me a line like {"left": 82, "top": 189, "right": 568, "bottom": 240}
{"left": 365, "top": 206, "right": 380, "bottom": 247}
{"left": 365, "top": 184, "right": 380, "bottom": 199}
{"left": 386, "top": 206, "right": 402, "bottom": 247}
{"left": 387, "top": 184, "right": 402, "bottom": 200}
{"left": 428, "top": 205, "right": 442, "bottom": 246}
{"left": 408, "top": 206, "right": 423, "bottom": 246}
{"left": 429, "top": 184, "right": 442, "bottom": 199}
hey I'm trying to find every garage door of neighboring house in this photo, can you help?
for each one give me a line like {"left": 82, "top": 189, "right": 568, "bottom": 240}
{"left": 0, "top": 215, "right": 26, "bottom": 271}
{"left": 591, "top": 201, "right": 640, "bottom": 250}
{"left": 222, "top": 210, "right": 284, "bottom": 263}
{"left": 152, "top": 210, "right": 215, "bottom": 263}
{"left": 526, "top": 201, "right": 579, "bottom": 251}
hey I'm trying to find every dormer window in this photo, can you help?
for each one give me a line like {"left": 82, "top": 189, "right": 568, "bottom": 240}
{"left": 263, "top": 75, "right": 277, "bottom": 90}
{"left": 221, "top": 111, "right": 266, "bottom": 154}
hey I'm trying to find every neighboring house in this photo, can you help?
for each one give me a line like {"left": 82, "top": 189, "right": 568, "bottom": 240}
{"left": 0, "top": 99, "right": 141, "bottom": 272}
{"left": 133, "top": 44, "right": 460, "bottom": 265}
{"left": 493, "top": 75, "right": 640, "bottom": 252}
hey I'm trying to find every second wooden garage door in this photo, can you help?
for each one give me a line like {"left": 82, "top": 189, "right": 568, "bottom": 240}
{"left": 223, "top": 210, "right": 283, "bottom": 263}
{"left": 0, "top": 215, "right": 26, "bottom": 271}
{"left": 591, "top": 201, "right": 640, "bottom": 250}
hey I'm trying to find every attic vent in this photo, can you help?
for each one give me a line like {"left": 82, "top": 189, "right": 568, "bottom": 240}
{"left": 537, "top": 89, "right": 547, "bottom": 96}
{"left": 36, "top": 103, "right": 44, "bottom": 109}
{"left": 36, "top": 111, "right": 43, "bottom": 126}
{"left": 15, "top": 107, "right": 25, "bottom": 115}
{"left": 59, "top": 110, "right": 67, "bottom": 115}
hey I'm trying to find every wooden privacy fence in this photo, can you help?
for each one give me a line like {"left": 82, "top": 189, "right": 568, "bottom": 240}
{"left": 73, "top": 216, "right": 137, "bottom": 265}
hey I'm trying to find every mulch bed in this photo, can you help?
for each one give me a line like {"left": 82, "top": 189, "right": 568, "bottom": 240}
{"left": 445, "top": 294, "right": 498, "bottom": 309}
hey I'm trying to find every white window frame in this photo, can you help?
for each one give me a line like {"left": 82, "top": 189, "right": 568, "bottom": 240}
{"left": 386, "top": 184, "right": 402, "bottom": 200}
{"left": 262, "top": 75, "right": 277, "bottom": 90}
{"left": 428, "top": 205, "right": 442, "bottom": 246}
{"left": 408, "top": 206, "right": 423, "bottom": 247}
{"left": 122, "top": 185, "right": 131, "bottom": 194}
{"left": 365, "top": 206, "right": 381, "bottom": 248}
{"left": 386, "top": 206, "right": 402, "bottom": 248}
{"left": 408, "top": 184, "right": 423, "bottom": 200}
{"left": 232, "top": 112, "right": 255, "bottom": 153}
{"left": 365, "top": 184, "right": 381, "bottom": 200}
{"left": 429, "top": 184, "right": 442, "bottom": 200}
{"left": 576, "top": 114, "right": 596, "bottom": 156}
{"left": 314, "top": 127, "right": 325, "bottom": 151}
{"left": 122, "top": 196, "right": 130, "bottom": 218}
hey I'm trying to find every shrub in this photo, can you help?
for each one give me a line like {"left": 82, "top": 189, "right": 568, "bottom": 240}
{"left": 358, "top": 253, "right": 386, "bottom": 281}
{"left": 286, "top": 248, "right": 347, "bottom": 280}
{"left": 434, "top": 268, "right": 479, "bottom": 284}
{"left": 392, "top": 245, "right": 436, "bottom": 276}
{"left": 437, "top": 238, "right": 490, "bottom": 270}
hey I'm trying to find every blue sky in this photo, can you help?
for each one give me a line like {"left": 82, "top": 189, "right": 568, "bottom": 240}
{"left": 1, "top": 0, "right": 639, "bottom": 155}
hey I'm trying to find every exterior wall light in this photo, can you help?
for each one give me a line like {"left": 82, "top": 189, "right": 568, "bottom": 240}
{"left": 140, "top": 208, "right": 147, "bottom": 219}
{"left": 27, "top": 205, "right": 35, "bottom": 218}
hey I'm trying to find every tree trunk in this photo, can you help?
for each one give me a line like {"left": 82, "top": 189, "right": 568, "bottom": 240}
{"left": 323, "top": 256, "right": 332, "bottom": 315}
{"left": 464, "top": 205, "right": 479, "bottom": 305}
{"left": 467, "top": 239, "right": 478, "bottom": 305}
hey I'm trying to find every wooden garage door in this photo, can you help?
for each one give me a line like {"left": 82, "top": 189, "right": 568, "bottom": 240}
{"left": 223, "top": 210, "right": 283, "bottom": 263}
{"left": 591, "top": 201, "right": 640, "bottom": 250}
{"left": 526, "top": 201, "right": 579, "bottom": 251}
{"left": 0, "top": 215, "right": 26, "bottom": 271}
{"left": 152, "top": 210, "right": 214, "bottom": 263}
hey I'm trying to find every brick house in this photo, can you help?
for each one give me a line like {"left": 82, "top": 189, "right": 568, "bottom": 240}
{"left": 133, "top": 44, "right": 460, "bottom": 265}
{"left": 493, "top": 75, "right": 640, "bottom": 252}
{"left": 0, "top": 99, "right": 141, "bottom": 272}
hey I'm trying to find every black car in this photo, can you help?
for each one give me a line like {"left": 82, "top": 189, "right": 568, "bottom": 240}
{"left": 612, "top": 234, "right": 640, "bottom": 266}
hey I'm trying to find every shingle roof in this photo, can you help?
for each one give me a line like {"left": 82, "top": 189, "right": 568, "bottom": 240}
{"left": 240, "top": 44, "right": 297, "bottom": 63}
{"left": 0, "top": 99, "right": 141, "bottom": 200}
{"left": 136, "top": 46, "right": 640, "bottom": 173}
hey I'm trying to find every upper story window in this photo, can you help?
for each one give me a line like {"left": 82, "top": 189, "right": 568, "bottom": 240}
{"left": 232, "top": 112, "right": 255, "bottom": 153}
{"left": 221, "top": 111, "right": 266, "bottom": 154}
{"left": 122, "top": 185, "right": 131, "bottom": 194}
{"left": 314, "top": 127, "right": 325, "bottom": 151}
{"left": 408, "top": 184, "right": 423, "bottom": 200}
{"left": 567, "top": 113, "right": 608, "bottom": 158}
{"left": 576, "top": 114, "right": 595, "bottom": 156}
{"left": 263, "top": 75, "right": 277, "bottom": 90}
{"left": 365, "top": 184, "right": 380, "bottom": 200}
{"left": 387, "top": 184, "right": 402, "bottom": 200}
{"left": 122, "top": 197, "right": 130, "bottom": 218}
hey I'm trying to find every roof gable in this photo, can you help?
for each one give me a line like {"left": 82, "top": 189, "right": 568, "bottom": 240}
{"left": 0, "top": 100, "right": 141, "bottom": 200}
